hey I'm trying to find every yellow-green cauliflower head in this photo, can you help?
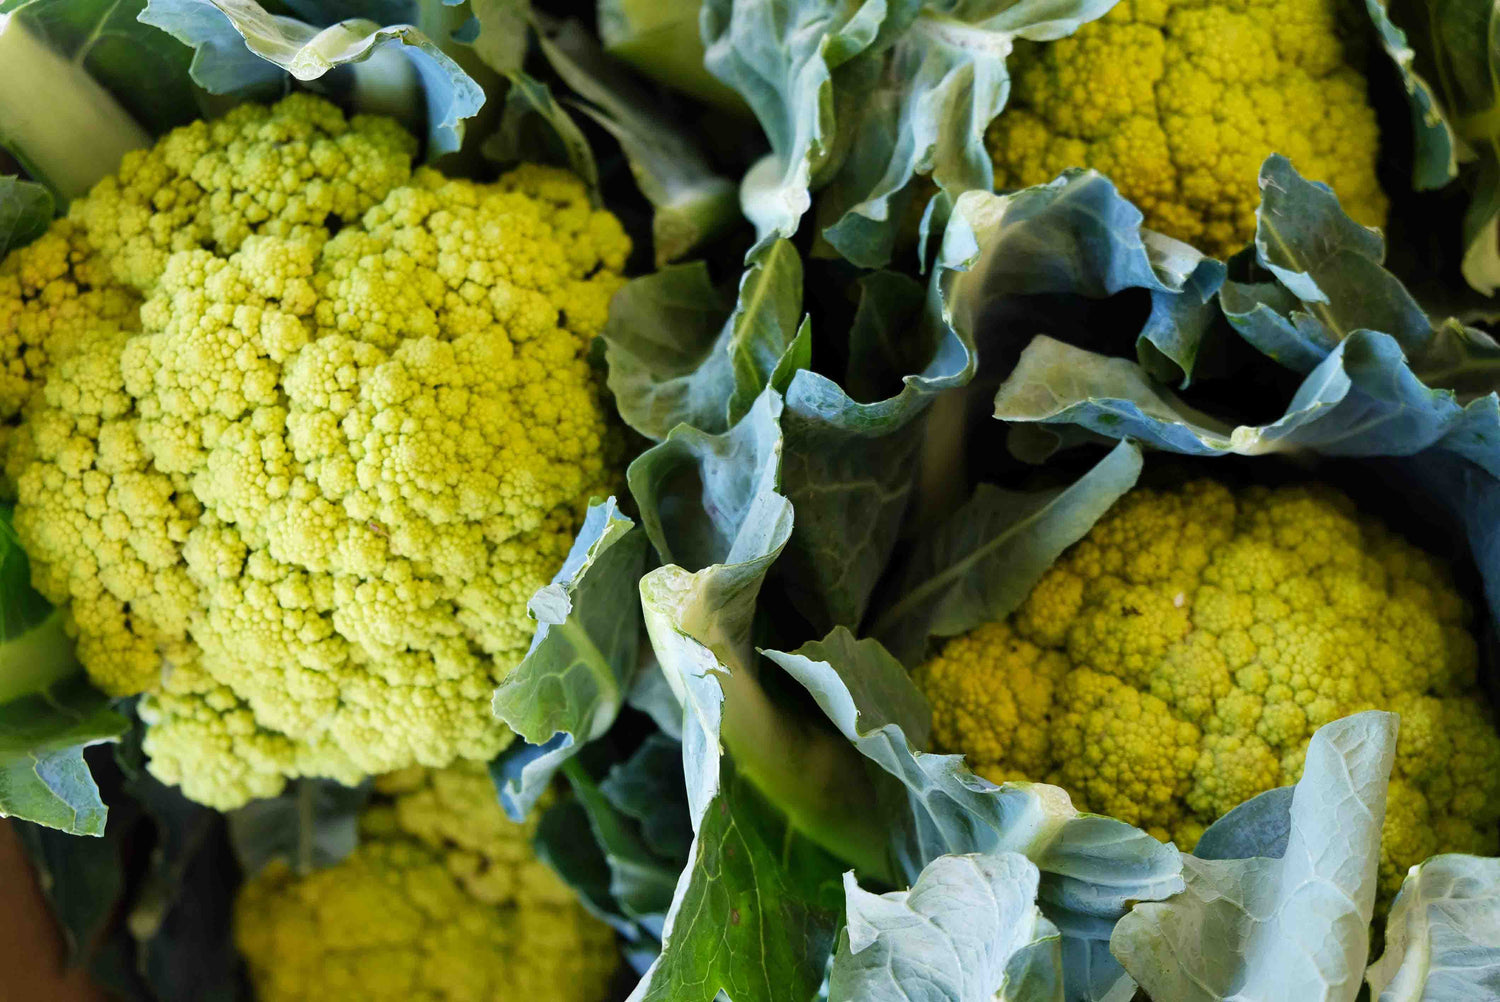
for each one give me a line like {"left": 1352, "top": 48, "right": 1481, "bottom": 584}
{"left": 235, "top": 762, "right": 619, "bottom": 1002}
{"left": 985, "top": 0, "right": 1388, "bottom": 256}
{"left": 0, "top": 94, "right": 632, "bottom": 809}
{"left": 915, "top": 481, "right": 1500, "bottom": 897}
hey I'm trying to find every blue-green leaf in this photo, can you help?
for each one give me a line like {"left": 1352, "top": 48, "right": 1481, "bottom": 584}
{"left": 817, "top": 0, "right": 1115, "bottom": 268}
{"left": 605, "top": 239, "right": 805, "bottom": 441}
{"left": 763, "top": 626, "right": 1182, "bottom": 1002}
{"left": 1112, "top": 711, "right": 1398, "bottom": 1002}
{"left": 0, "top": 675, "right": 126, "bottom": 835}
{"left": 491, "top": 497, "right": 647, "bottom": 818}
{"left": 830, "top": 851, "right": 1064, "bottom": 1002}
{"left": 1366, "top": 854, "right": 1500, "bottom": 1001}
{"left": 870, "top": 439, "right": 1142, "bottom": 667}
{"left": 227, "top": 777, "right": 370, "bottom": 876}
{"left": 138, "top": 0, "right": 484, "bottom": 156}
{"left": 533, "top": 17, "right": 739, "bottom": 265}
{"left": 0, "top": 175, "right": 53, "bottom": 256}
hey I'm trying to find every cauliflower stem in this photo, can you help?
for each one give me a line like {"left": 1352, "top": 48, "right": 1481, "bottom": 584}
{"left": 0, "top": 13, "right": 151, "bottom": 203}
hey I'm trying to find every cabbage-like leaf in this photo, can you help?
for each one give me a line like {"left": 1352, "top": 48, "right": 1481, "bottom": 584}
{"left": 0, "top": 176, "right": 51, "bottom": 256}
{"left": 138, "top": 0, "right": 484, "bottom": 156}
{"left": 604, "top": 239, "right": 806, "bottom": 441}
{"left": 1366, "top": 854, "right": 1500, "bottom": 1001}
{"left": 870, "top": 439, "right": 1142, "bottom": 667}
{"left": 1363, "top": 1, "right": 1464, "bottom": 192}
{"left": 762, "top": 626, "right": 1182, "bottom": 1002}
{"left": 993, "top": 330, "right": 1500, "bottom": 464}
{"left": 227, "top": 777, "right": 370, "bottom": 876}
{"left": 816, "top": 0, "right": 1116, "bottom": 268}
{"left": 829, "top": 851, "right": 1064, "bottom": 1002}
{"left": 0, "top": 7, "right": 159, "bottom": 201}
{"left": 533, "top": 17, "right": 738, "bottom": 265}
{"left": 0, "top": 0, "right": 197, "bottom": 134}
{"left": 597, "top": 0, "right": 748, "bottom": 113}
{"left": 0, "top": 506, "right": 124, "bottom": 836}
{"left": 629, "top": 390, "right": 857, "bottom": 1000}
{"left": 1222, "top": 155, "right": 1432, "bottom": 367}
{"left": 1363, "top": 1, "right": 1500, "bottom": 293}
{"left": 555, "top": 752, "right": 684, "bottom": 942}
{"left": 491, "top": 497, "right": 646, "bottom": 818}
{"left": 941, "top": 178, "right": 1226, "bottom": 388}
{"left": 701, "top": 0, "right": 904, "bottom": 258}
{"left": 1191, "top": 786, "right": 1294, "bottom": 862}
{"left": 1112, "top": 711, "right": 1398, "bottom": 1002}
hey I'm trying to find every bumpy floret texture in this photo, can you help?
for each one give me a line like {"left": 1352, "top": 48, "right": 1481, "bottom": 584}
{"left": 0, "top": 95, "right": 631, "bottom": 809}
{"left": 235, "top": 762, "right": 618, "bottom": 1002}
{"left": 984, "top": 0, "right": 1388, "bottom": 256}
{"left": 916, "top": 481, "right": 1500, "bottom": 897}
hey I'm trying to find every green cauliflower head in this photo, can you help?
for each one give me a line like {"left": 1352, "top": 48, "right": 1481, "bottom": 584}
{"left": 985, "top": 0, "right": 1388, "bottom": 257}
{"left": 915, "top": 480, "right": 1500, "bottom": 899}
{"left": 234, "top": 762, "right": 619, "bottom": 1001}
{"left": 0, "top": 94, "right": 632, "bottom": 808}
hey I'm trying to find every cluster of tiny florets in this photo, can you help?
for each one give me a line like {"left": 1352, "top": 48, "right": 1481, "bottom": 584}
{"left": 916, "top": 481, "right": 1500, "bottom": 896}
{"left": 235, "top": 762, "right": 618, "bottom": 1001}
{"left": 985, "top": 0, "right": 1388, "bottom": 256}
{"left": 0, "top": 94, "right": 632, "bottom": 809}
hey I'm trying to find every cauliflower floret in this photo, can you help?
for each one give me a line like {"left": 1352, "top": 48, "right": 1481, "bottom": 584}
{"left": 0, "top": 95, "right": 632, "bottom": 809}
{"left": 235, "top": 763, "right": 618, "bottom": 1002}
{"left": 985, "top": 0, "right": 1387, "bottom": 256}
{"left": 914, "top": 621, "right": 1067, "bottom": 784}
{"left": 917, "top": 480, "right": 1500, "bottom": 899}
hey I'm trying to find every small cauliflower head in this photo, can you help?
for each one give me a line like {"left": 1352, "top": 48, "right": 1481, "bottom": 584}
{"left": 917, "top": 480, "right": 1500, "bottom": 897}
{"left": 235, "top": 762, "right": 618, "bottom": 1002}
{"left": 2, "top": 95, "right": 631, "bottom": 809}
{"left": 985, "top": 0, "right": 1387, "bottom": 256}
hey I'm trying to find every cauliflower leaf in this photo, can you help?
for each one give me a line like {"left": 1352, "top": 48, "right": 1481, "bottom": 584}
{"left": 830, "top": 851, "right": 1064, "bottom": 1002}
{"left": 1366, "top": 853, "right": 1500, "bottom": 1001}
{"left": 1111, "top": 711, "right": 1399, "bottom": 1002}
{"left": 492, "top": 496, "right": 647, "bottom": 818}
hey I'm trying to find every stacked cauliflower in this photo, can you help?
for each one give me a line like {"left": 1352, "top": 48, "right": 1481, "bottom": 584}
{"left": 235, "top": 762, "right": 618, "bottom": 1001}
{"left": 0, "top": 94, "right": 631, "bottom": 808}
{"left": 916, "top": 481, "right": 1500, "bottom": 896}
{"left": 985, "top": 0, "right": 1388, "bottom": 256}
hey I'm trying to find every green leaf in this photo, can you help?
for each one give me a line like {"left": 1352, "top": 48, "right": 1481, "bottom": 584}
{"left": 762, "top": 626, "right": 1182, "bottom": 1002}
{"left": 1, "top": 0, "right": 197, "bottom": 132}
{"left": 0, "top": 175, "right": 53, "bottom": 255}
{"left": 1112, "top": 711, "right": 1398, "bottom": 1002}
{"left": 701, "top": 0, "right": 908, "bottom": 257}
{"left": 600, "top": 732, "right": 694, "bottom": 861}
{"left": 0, "top": 675, "right": 127, "bottom": 835}
{"left": 630, "top": 391, "right": 897, "bottom": 998}
{"left": 138, "top": 0, "right": 485, "bottom": 156}
{"left": 533, "top": 17, "right": 739, "bottom": 265}
{"left": 14, "top": 816, "right": 129, "bottom": 965}
{"left": 817, "top": 1, "right": 1115, "bottom": 268}
{"left": 485, "top": 69, "right": 601, "bottom": 198}
{"left": 1223, "top": 155, "right": 1432, "bottom": 370}
{"left": 464, "top": 0, "right": 528, "bottom": 76}
{"left": 0, "top": 8, "right": 155, "bottom": 201}
{"left": 605, "top": 239, "right": 805, "bottom": 441}
{"left": 1365, "top": 853, "right": 1500, "bottom": 1001}
{"left": 491, "top": 497, "right": 647, "bottom": 817}
{"left": 227, "top": 777, "right": 370, "bottom": 877}
{"left": 830, "top": 851, "right": 1063, "bottom": 1002}
{"left": 597, "top": 0, "right": 749, "bottom": 114}
{"left": 627, "top": 764, "right": 845, "bottom": 1002}
{"left": 870, "top": 439, "right": 1142, "bottom": 667}
{"left": 1363, "top": 1, "right": 1500, "bottom": 295}
{"left": 1363, "top": 0, "right": 1465, "bottom": 192}
{"left": 940, "top": 177, "right": 1227, "bottom": 389}
{"left": 563, "top": 755, "right": 682, "bottom": 937}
